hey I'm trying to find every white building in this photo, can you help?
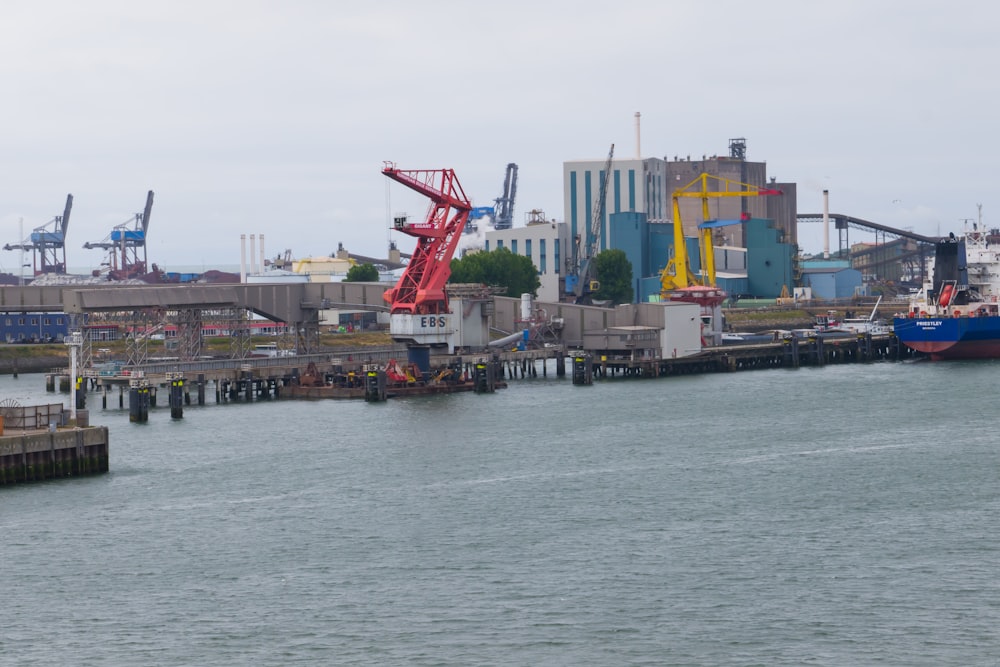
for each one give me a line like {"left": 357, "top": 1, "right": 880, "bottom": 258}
{"left": 484, "top": 212, "right": 572, "bottom": 302}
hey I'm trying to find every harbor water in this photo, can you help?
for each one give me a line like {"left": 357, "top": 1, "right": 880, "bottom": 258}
{"left": 2, "top": 361, "right": 999, "bottom": 666}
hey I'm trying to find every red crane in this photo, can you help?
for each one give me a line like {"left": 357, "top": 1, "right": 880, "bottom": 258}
{"left": 382, "top": 164, "right": 472, "bottom": 315}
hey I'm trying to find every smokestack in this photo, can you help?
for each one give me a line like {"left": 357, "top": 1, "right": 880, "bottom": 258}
{"left": 249, "top": 234, "right": 256, "bottom": 274}
{"left": 259, "top": 233, "right": 265, "bottom": 273}
{"left": 634, "top": 111, "right": 641, "bottom": 159}
{"left": 822, "top": 190, "right": 830, "bottom": 260}
{"left": 240, "top": 234, "right": 247, "bottom": 283}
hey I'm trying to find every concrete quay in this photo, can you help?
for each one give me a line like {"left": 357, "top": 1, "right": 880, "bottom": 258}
{"left": 0, "top": 425, "right": 109, "bottom": 485}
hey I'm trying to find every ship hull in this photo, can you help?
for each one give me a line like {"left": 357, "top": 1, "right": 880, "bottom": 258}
{"left": 892, "top": 316, "right": 1000, "bottom": 360}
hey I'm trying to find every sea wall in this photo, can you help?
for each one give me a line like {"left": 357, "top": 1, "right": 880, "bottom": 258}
{"left": 0, "top": 426, "right": 109, "bottom": 484}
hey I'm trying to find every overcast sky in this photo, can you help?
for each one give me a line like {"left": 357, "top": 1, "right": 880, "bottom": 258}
{"left": 1, "top": 0, "right": 997, "bottom": 272}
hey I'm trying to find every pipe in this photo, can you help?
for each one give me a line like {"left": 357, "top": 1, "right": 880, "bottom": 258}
{"left": 823, "top": 190, "right": 830, "bottom": 260}
{"left": 489, "top": 329, "right": 529, "bottom": 348}
{"left": 259, "top": 233, "right": 266, "bottom": 273}
{"left": 249, "top": 234, "right": 256, "bottom": 275}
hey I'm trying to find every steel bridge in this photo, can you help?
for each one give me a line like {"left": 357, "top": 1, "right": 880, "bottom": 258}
{"left": 797, "top": 212, "right": 939, "bottom": 285}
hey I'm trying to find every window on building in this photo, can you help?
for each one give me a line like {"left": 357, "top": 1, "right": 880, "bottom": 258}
{"left": 554, "top": 239, "right": 561, "bottom": 274}
{"left": 496, "top": 240, "right": 504, "bottom": 249}
{"left": 511, "top": 240, "right": 518, "bottom": 254}
{"left": 485, "top": 240, "right": 490, "bottom": 252}
{"left": 525, "top": 239, "right": 532, "bottom": 260}
{"left": 30, "top": 318, "right": 37, "bottom": 325}
{"left": 4, "top": 318, "right": 10, "bottom": 326}
{"left": 539, "top": 239, "right": 547, "bottom": 274}
{"left": 44, "top": 318, "right": 51, "bottom": 325}
{"left": 18, "top": 318, "right": 24, "bottom": 326}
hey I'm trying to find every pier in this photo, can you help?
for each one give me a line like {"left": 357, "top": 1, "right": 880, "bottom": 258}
{"left": 39, "top": 332, "right": 911, "bottom": 423}
{"left": 574, "top": 331, "right": 906, "bottom": 383}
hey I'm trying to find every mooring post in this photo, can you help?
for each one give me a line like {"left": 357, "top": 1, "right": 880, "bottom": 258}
{"left": 364, "top": 364, "right": 387, "bottom": 402}
{"left": 572, "top": 353, "right": 593, "bottom": 385}
{"left": 75, "top": 376, "right": 86, "bottom": 410}
{"left": 129, "top": 384, "right": 150, "bottom": 423}
{"left": 473, "top": 360, "right": 494, "bottom": 393}
{"left": 169, "top": 377, "right": 184, "bottom": 419}
{"left": 129, "top": 387, "right": 140, "bottom": 422}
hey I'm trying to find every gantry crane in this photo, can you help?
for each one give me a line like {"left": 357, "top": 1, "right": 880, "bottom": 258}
{"left": 382, "top": 164, "right": 471, "bottom": 357}
{"left": 493, "top": 162, "right": 518, "bottom": 230}
{"left": 568, "top": 143, "right": 614, "bottom": 301}
{"left": 660, "top": 174, "right": 781, "bottom": 295}
{"left": 465, "top": 162, "right": 518, "bottom": 233}
{"left": 83, "top": 190, "right": 154, "bottom": 280}
{"left": 4, "top": 194, "right": 73, "bottom": 275}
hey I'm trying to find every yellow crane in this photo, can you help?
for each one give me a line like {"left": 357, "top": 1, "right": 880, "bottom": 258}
{"left": 660, "top": 173, "right": 782, "bottom": 295}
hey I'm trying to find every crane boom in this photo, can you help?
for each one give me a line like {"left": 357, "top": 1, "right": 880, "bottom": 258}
{"left": 140, "top": 190, "right": 154, "bottom": 234}
{"left": 382, "top": 164, "right": 471, "bottom": 315}
{"left": 494, "top": 163, "right": 518, "bottom": 230}
{"left": 574, "top": 143, "right": 615, "bottom": 298}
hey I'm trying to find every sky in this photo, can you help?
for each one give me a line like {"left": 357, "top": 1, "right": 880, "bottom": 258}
{"left": 1, "top": 0, "right": 998, "bottom": 274}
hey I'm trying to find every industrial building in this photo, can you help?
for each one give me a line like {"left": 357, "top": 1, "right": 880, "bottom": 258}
{"left": 488, "top": 138, "right": 800, "bottom": 303}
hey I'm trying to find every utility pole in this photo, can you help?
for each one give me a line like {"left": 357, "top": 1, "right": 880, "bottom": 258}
{"left": 18, "top": 218, "right": 24, "bottom": 286}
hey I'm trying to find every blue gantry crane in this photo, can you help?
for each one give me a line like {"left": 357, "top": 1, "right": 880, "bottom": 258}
{"left": 4, "top": 194, "right": 74, "bottom": 275}
{"left": 83, "top": 190, "right": 154, "bottom": 280}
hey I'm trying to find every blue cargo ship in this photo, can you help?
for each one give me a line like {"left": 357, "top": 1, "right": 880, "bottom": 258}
{"left": 893, "top": 224, "right": 1000, "bottom": 360}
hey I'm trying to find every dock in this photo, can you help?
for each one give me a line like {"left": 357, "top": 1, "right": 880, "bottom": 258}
{"left": 576, "top": 331, "right": 906, "bottom": 382}
{"left": 38, "top": 333, "right": 911, "bottom": 425}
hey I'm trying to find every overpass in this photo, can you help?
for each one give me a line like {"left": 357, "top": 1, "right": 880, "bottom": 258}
{"left": 0, "top": 281, "right": 390, "bottom": 320}
{"left": 0, "top": 281, "right": 393, "bottom": 366}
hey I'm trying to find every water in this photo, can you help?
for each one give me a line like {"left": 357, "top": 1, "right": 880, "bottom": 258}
{"left": 2, "top": 361, "right": 1000, "bottom": 666}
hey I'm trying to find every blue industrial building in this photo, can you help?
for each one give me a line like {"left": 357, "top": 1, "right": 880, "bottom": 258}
{"left": 1, "top": 312, "right": 70, "bottom": 343}
{"left": 745, "top": 218, "right": 795, "bottom": 298}
{"left": 609, "top": 211, "right": 795, "bottom": 302}
{"left": 800, "top": 261, "right": 863, "bottom": 299}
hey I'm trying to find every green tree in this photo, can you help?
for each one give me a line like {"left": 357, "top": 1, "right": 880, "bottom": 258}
{"left": 449, "top": 248, "right": 540, "bottom": 297}
{"left": 593, "top": 249, "right": 634, "bottom": 304}
{"left": 344, "top": 263, "right": 380, "bottom": 282}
